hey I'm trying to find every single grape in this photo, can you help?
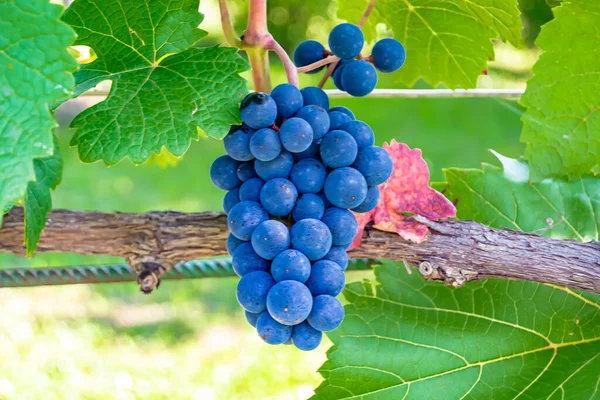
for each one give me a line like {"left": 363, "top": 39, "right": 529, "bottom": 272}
{"left": 342, "top": 120, "right": 374, "bottom": 149}
{"left": 280, "top": 118, "right": 314, "bottom": 153}
{"left": 291, "top": 218, "right": 332, "bottom": 261}
{"left": 296, "top": 105, "right": 330, "bottom": 141}
{"left": 226, "top": 233, "right": 245, "bottom": 256}
{"left": 322, "top": 246, "right": 349, "bottom": 270}
{"left": 332, "top": 59, "right": 353, "bottom": 92}
{"left": 353, "top": 146, "right": 393, "bottom": 186}
{"left": 239, "top": 177, "right": 265, "bottom": 202}
{"left": 305, "top": 260, "right": 346, "bottom": 296}
{"left": 292, "top": 140, "right": 320, "bottom": 161}
{"left": 245, "top": 310, "right": 261, "bottom": 327}
{"left": 290, "top": 158, "right": 326, "bottom": 193}
{"left": 293, "top": 193, "right": 325, "bottom": 221}
{"left": 271, "top": 83, "right": 304, "bottom": 118}
{"left": 249, "top": 128, "right": 281, "bottom": 161}
{"left": 236, "top": 271, "right": 275, "bottom": 313}
{"left": 330, "top": 106, "right": 355, "bottom": 120}
{"left": 210, "top": 155, "right": 241, "bottom": 190}
{"left": 308, "top": 295, "right": 344, "bottom": 332}
{"left": 251, "top": 220, "right": 291, "bottom": 260}
{"left": 223, "top": 126, "right": 254, "bottom": 161}
{"left": 255, "top": 150, "right": 294, "bottom": 180}
{"left": 237, "top": 161, "right": 257, "bottom": 181}
{"left": 227, "top": 201, "right": 269, "bottom": 240}
{"left": 292, "top": 321, "right": 322, "bottom": 351}
{"left": 352, "top": 185, "right": 380, "bottom": 213}
{"left": 328, "top": 23, "right": 364, "bottom": 59}
{"left": 223, "top": 188, "right": 240, "bottom": 214}
{"left": 300, "top": 87, "right": 330, "bottom": 110}
{"left": 320, "top": 130, "right": 358, "bottom": 168}
{"left": 324, "top": 167, "right": 368, "bottom": 209}
{"left": 328, "top": 111, "right": 351, "bottom": 131}
{"left": 321, "top": 207, "right": 358, "bottom": 247}
{"left": 257, "top": 311, "right": 293, "bottom": 344}
{"left": 316, "top": 191, "right": 332, "bottom": 209}
{"left": 293, "top": 40, "right": 326, "bottom": 74}
{"left": 240, "top": 92, "right": 277, "bottom": 129}
{"left": 260, "top": 178, "right": 298, "bottom": 217}
{"left": 266, "top": 280, "right": 313, "bottom": 325}
{"left": 372, "top": 38, "right": 406, "bottom": 73}
{"left": 232, "top": 242, "right": 270, "bottom": 276}
{"left": 271, "top": 249, "right": 311, "bottom": 283}
{"left": 341, "top": 60, "right": 378, "bottom": 97}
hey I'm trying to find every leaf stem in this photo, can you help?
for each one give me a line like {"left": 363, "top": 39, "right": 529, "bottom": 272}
{"left": 218, "top": 0, "right": 243, "bottom": 47}
{"left": 265, "top": 36, "right": 299, "bottom": 87}
{"left": 297, "top": 55, "right": 340, "bottom": 74}
{"left": 245, "top": 0, "right": 269, "bottom": 45}
{"left": 246, "top": 47, "right": 271, "bottom": 93}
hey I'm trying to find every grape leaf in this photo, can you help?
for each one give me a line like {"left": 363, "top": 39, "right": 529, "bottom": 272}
{"left": 520, "top": 0, "right": 600, "bottom": 181}
{"left": 62, "top": 0, "right": 249, "bottom": 165}
{"left": 351, "top": 140, "right": 456, "bottom": 249}
{"left": 439, "top": 152, "right": 599, "bottom": 242}
{"left": 24, "top": 136, "right": 63, "bottom": 256}
{"left": 313, "top": 261, "right": 600, "bottom": 399}
{"left": 0, "top": 0, "right": 75, "bottom": 225}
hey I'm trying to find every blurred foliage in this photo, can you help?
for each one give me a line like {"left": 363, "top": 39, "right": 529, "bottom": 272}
{"left": 519, "top": 0, "right": 559, "bottom": 45}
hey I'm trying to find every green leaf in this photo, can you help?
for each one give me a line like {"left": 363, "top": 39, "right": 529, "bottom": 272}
{"left": 520, "top": 0, "right": 600, "bottom": 181}
{"left": 0, "top": 0, "right": 75, "bottom": 225}
{"left": 24, "top": 136, "right": 63, "bottom": 256}
{"left": 313, "top": 261, "right": 600, "bottom": 399}
{"left": 62, "top": 0, "right": 249, "bottom": 165}
{"left": 337, "top": 0, "right": 521, "bottom": 88}
{"left": 440, "top": 153, "right": 599, "bottom": 242}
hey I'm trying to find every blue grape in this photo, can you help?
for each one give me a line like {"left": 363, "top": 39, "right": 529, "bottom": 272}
{"left": 292, "top": 140, "right": 320, "bottom": 161}
{"left": 260, "top": 178, "right": 298, "bottom": 217}
{"left": 223, "top": 126, "right": 254, "bottom": 161}
{"left": 240, "top": 92, "right": 277, "bottom": 129}
{"left": 353, "top": 146, "right": 393, "bottom": 186}
{"left": 372, "top": 38, "right": 406, "bottom": 73}
{"left": 293, "top": 40, "right": 326, "bottom": 74}
{"left": 245, "top": 310, "right": 260, "bottom": 327}
{"left": 226, "top": 233, "right": 245, "bottom": 256}
{"left": 328, "top": 23, "right": 364, "bottom": 59}
{"left": 227, "top": 201, "right": 269, "bottom": 240}
{"left": 280, "top": 118, "right": 314, "bottom": 153}
{"left": 321, "top": 207, "right": 358, "bottom": 247}
{"left": 316, "top": 191, "right": 332, "bottom": 209}
{"left": 342, "top": 120, "right": 374, "bottom": 148}
{"left": 239, "top": 177, "right": 264, "bottom": 202}
{"left": 305, "top": 260, "right": 346, "bottom": 296}
{"left": 332, "top": 64, "right": 345, "bottom": 91}
{"left": 291, "top": 218, "right": 332, "bottom": 261}
{"left": 223, "top": 188, "right": 240, "bottom": 213}
{"left": 322, "top": 246, "right": 349, "bottom": 270}
{"left": 255, "top": 150, "right": 294, "bottom": 180}
{"left": 293, "top": 193, "right": 325, "bottom": 221}
{"left": 232, "top": 242, "right": 270, "bottom": 276}
{"left": 271, "top": 249, "right": 311, "bottom": 283}
{"left": 249, "top": 128, "right": 281, "bottom": 161}
{"left": 320, "top": 130, "right": 358, "bottom": 168}
{"left": 257, "top": 311, "right": 292, "bottom": 344}
{"left": 292, "top": 321, "right": 322, "bottom": 351}
{"left": 266, "top": 280, "right": 313, "bottom": 325}
{"left": 290, "top": 158, "right": 326, "bottom": 193}
{"left": 237, "top": 161, "right": 257, "bottom": 181}
{"left": 328, "top": 111, "right": 351, "bottom": 131}
{"left": 271, "top": 83, "right": 304, "bottom": 118}
{"left": 236, "top": 271, "right": 275, "bottom": 313}
{"left": 296, "top": 105, "right": 330, "bottom": 141}
{"left": 324, "top": 167, "right": 368, "bottom": 209}
{"left": 341, "top": 60, "right": 378, "bottom": 97}
{"left": 352, "top": 185, "right": 380, "bottom": 213}
{"left": 300, "top": 87, "right": 329, "bottom": 110}
{"left": 251, "top": 220, "right": 290, "bottom": 260}
{"left": 210, "top": 155, "right": 241, "bottom": 190}
{"left": 330, "top": 106, "right": 355, "bottom": 120}
{"left": 308, "top": 295, "right": 344, "bottom": 332}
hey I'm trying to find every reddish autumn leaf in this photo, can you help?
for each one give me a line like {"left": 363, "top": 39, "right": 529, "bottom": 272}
{"left": 350, "top": 140, "right": 456, "bottom": 249}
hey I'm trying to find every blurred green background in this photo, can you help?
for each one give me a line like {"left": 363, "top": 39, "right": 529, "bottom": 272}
{"left": 0, "top": 0, "right": 554, "bottom": 398}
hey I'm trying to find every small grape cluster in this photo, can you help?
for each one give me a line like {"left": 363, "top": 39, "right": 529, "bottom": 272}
{"left": 294, "top": 23, "right": 406, "bottom": 97}
{"left": 210, "top": 85, "right": 392, "bottom": 350}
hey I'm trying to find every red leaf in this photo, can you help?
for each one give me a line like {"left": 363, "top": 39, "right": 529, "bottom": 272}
{"left": 350, "top": 140, "right": 456, "bottom": 249}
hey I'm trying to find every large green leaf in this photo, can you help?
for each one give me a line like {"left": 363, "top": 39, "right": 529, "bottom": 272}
{"left": 24, "top": 136, "right": 63, "bottom": 256}
{"left": 0, "top": 0, "right": 75, "bottom": 225}
{"left": 313, "top": 261, "right": 600, "bottom": 399}
{"left": 520, "top": 0, "right": 600, "bottom": 181}
{"left": 337, "top": 0, "right": 521, "bottom": 89}
{"left": 62, "top": 0, "right": 249, "bottom": 165}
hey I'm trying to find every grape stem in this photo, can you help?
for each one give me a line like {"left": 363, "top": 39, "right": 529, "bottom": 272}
{"left": 265, "top": 35, "right": 300, "bottom": 87}
{"left": 297, "top": 55, "right": 340, "bottom": 74}
{"left": 218, "top": 0, "right": 243, "bottom": 47}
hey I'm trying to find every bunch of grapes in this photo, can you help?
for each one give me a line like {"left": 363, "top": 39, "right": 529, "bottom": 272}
{"left": 294, "top": 23, "right": 406, "bottom": 97}
{"left": 210, "top": 85, "right": 392, "bottom": 350}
